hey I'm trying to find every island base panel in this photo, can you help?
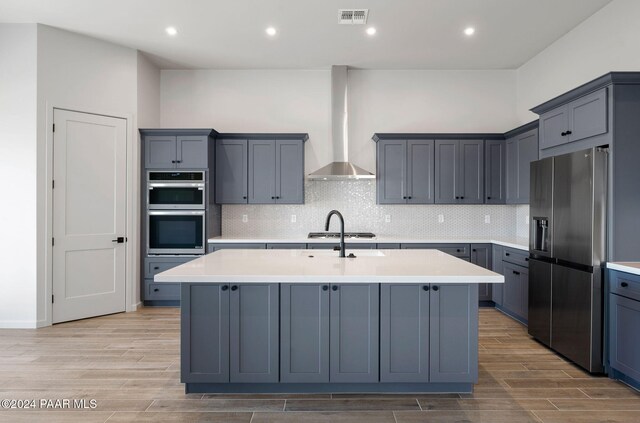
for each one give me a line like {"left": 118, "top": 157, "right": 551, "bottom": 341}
{"left": 185, "top": 382, "right": 472, "bottom": 394}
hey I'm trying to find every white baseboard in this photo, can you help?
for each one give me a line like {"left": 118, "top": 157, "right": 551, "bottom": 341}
{"left": 0, "top": 320, "right": 40, "bottom": 329}
{"left": 129, "top": 301, "right": 142, "bottom": 311}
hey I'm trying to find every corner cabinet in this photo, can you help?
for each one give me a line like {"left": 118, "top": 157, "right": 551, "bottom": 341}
{"left": 141, "top": 129, "right": 216, "bottom": 169}
{"left": 376, "top": 139, "right": 435, "bottom": 204}
{"left": 504, "top": 123, "right": 539, "bottom": 204}
{"left": 215, "top": 134, "right": 308, "bottom": 204}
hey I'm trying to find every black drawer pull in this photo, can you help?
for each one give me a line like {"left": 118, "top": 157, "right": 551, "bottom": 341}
{"left": 456, "top": 249, "right": 461, "bottom": 252}
{"left": 332, "top": 285, "right": 338, "bottom": 291}
{"left": 621, "top": 282, "right": 629, "bottom": 288}
{"left": 513, "top": 270, "right": 520, "bottom": 275}
{"left": 455, "top": 196, "right": 460, "bottom": 199}
{"left": 561, "top": 131, "right": 567, "bottom": 136}
{"left": 423, "top": 285, "right": 429, "bottom": 291}
{"left": 221, "top": 285, "right": 229, "bottom": 291}
{"left": 487, "top": 196, "right": 492, "bottom": 200}
{"left": 322, "top": 285, "right": 329, "bottom": 291}
{"left": 171, "top": 160, "right": 177, "bottom": 163}
{"left": 231, "top": 285, "right": 238, "bottom": 291}
{"left": 242, "top": 196, "right": 247, "bottom": 199}
{"left": 271, "top": 196, "right": 275, "bottom": 199}
{"left": 566, "top": 130, "right": 572, "bottom": 135}
{"left": 460, "top": 196, "right": 464, "bottom": 199}
{"left": 402, "top": 196, "right": 407, "bottom": 199}
{"left": 525, "top": 257, "right": 529, "bottom": 261}
{"left": 432, "top": 285, "right": 439, "bottom": 291}
{"left": 472, "top": 249, "right": 476, "bottom": 252}
{"left": 153, "top": 288, "right": 159, "bottom": 292}
{"left": 505, "top": 252, "right": 510, "bottom": 256}
{"left": 153, "top": 266, "right": 159, "bottom": 270}
{"left": 407, "top": 196, "right": 412, "bottom": 199}
{"left": 276, "top": 196, "right": 280, "bottom": 199}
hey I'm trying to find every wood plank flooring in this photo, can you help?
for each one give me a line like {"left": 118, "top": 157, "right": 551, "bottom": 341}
{"left": 0, "top": 307, "right": 637, "bottom": 422}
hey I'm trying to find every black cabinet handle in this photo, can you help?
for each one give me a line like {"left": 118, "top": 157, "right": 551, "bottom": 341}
{"left": 455, "top": 196, "right": 459, "bottom": 200}
{"left": 432, "top": 285, "right": 439, "bottom": 291}
{"left": 171, "top": 160, "right": 177, "bottom": 163}
{"left": 407, "top": 196, "right": 412, "bottom": 199}
{"left": 153, "top": 288, "right": 159, "bottom": 292}
{"left": 423, "top": 285, "right": 429, "bottom": 291}
{"left": 221, "top": 285, "right": 229, "bottom": 291}
{"left": 513, "top": 270, "right": 520, "bottom": 275}
{"left": 566, "top": 130, "right": 572, "bottom": 135}
{"left": 525, "top": 258, "right": 529, "bottom": 262}
{"left": 460, "top": 196, "right": 464, "bottom": 199}
{"left": 456, "top": 249, "right": 461, "bottom": 252}
{"left": 242, "top": 196, "right": 247, "bottom": 199}
{"left": 322, "top": 285, "right": 329, "bottom": 291}
{"left": 271, "top": 196, "right": 275, "bottom": 199}
{"left": 332, "top": 285, "right": 338, "bottom": 291}
{"left": 505, "top": 252, "right": 510, "bottom": 256}
{"left": 472, "top": 248, "right": 476, "bottom": 252}
{"left": 153, "top": 266, "right": 159, "bottom": 270}
{"left": 276, "top": 196, "right": 280, "bottom": 199}
{"left": 402, "top": 196, "right": 407, "bottom": 199}
{"left": 231, "top": 285, "right": 238, "bottom": 291}
{"left": 621, "top": 282, "right": 629, "bottom": 288}
{"left": 487, "top": 196, "right": 492, "bottom": 200}
{"left": 561, "top": 132, "right": 567, "bottom": 136}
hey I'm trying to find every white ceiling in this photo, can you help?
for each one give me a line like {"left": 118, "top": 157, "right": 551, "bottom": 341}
{"left": 0, "top": 0, "right": 612, "bottom": 70}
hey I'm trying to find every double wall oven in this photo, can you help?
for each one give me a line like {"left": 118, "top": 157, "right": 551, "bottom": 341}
{"left": 146, "top": 171, "right": 206, "bottom": 255}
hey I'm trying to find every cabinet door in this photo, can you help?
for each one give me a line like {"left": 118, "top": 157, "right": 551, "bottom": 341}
{"left": 434, "top": 140, "right": 458, "bottom": 203}
{"left": 491, "top": 245, "right": 504, "bottom": 305}
{"left": 145, "top": 136, "right": 176, "bottom": 169}
{"left": 248, "top": 139, "right": 276, "bottom": 204}
{"left": 177, "top": 135, "right": 208, "bottom": 169}
{"left": 280, "top": 284, "right": 329, "bottom": 383}
{"left": 429, "top": 283, "right": 478, "bottom": 383}
{"left": 407, "top": 140, "right": 435, "bottom": 204}
{"left": 484, "top": 140, "right": 505, "bottom": 204}
{"left": 330, "top": 283, "right": 379, "bottom": 383}
{"left": 516, "top": 128, "right": 538, "bottom": 204}
{"left": 229, "top": 283, "right": 279, "bottom": 383}
{"left": 609, "top": 293, "right": 640, "bottom": 382}
{"left": 540, "top": 106, "right": 568, "bottom": 149}
{"left": 181, "top": 284, "right": 229, "bottom": 383}
{"left": 568, "top": 88, "right": 607, "bottom": 143}
{"left": 458, "top": 140, "right": 484, "bottom": 204}
{"left": 520, "top": 267, "right": 529, "bottom": 321}
{"left": 215, "top": 139, "right": 248, "bottom": 203}
{"left": 471, "top": 244, "right": 492, "bottom": 302}
{"left": 505, "top": 136, "right": 518, "bottom": 203}
{"left": 275, "top": 139, "right": 304, "bottom": 204}
{"left": 503, "top": 262, "right": 525, "bottom": 320}
{"left": 380, "top": 284, "right": 429, "bottom": 382}
{"left": 377, "top": 140, "right": 407, "bottom": 204}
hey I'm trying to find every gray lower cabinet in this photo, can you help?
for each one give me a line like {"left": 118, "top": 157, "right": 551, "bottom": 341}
{"left": 216, "top": 139, "right": 248, "bottom": 203}
{"left": 470, "top": 244, "right": 492, "bottom": 302}
{"left": 608, "top": 270, "right": 640, "bottom": 385}
{"left": 484, "top": 140, "right": 506, "bottom": 204}
{"left": 229, "top": 283, "right": 279, "bottom": 383}
{"left": 208, "top": 243, "right": 266, "bottom": 253}
{"left": 307, "top": 243, "right": 377, "bottom": 250}
{"left": 491, "top": 244, "right": 504, "bottom": 305}
{"left": 280, "top": 284, "right": 330, "bottom": 383}
{"left": 330, "top": 283, "right": 379, "bottom": 383}
{"left": 401, "top": 243, "right": 469, "bottom": 259}
{"left": 266, "top": 243, "right": 307, "bottom": 249}
{"left": 502, "top": 262, "right": 529, "bottom": 322}
{"left": 181, "top": 284, "right": 229, "bottom": 383}
{"left": 144, "top": 256, "right": 196, "bottom": 302}
{"left": 506, "top": 127, "right": 538, "bottom": 204}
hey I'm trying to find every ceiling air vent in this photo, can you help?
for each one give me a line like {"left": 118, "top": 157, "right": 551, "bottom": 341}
{"left": 338, "top": 9, "right": 369, "bottom": 25}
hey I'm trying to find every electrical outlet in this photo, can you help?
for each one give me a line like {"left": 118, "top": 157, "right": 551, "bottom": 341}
{"left": 384, "top": 215, "right": 391, "bottom": 223}
{"left": 484, "top": 214, "right": 491, "bottom": 224}
{"left": 242, "top": 214, "right": 248, "bottom": 223}
{"left": 438, "top": 214, "right": 444, "bottom": 223}
{"left": 291, "top": 215, "right": 297, "bottom": 223}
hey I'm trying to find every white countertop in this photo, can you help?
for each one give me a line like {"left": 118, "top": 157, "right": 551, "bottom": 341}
{"left": 155, "top": 249, "right": 505, "bottom": 284}
{"left": 207, "top": 236, "right": 529, "bottom": 251}
{"left": 607, "top": 262, "right": 640, "bottom": 276}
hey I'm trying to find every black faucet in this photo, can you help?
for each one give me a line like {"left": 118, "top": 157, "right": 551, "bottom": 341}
{"left": 325, "top": 210, "right": 346, "bottom": 258}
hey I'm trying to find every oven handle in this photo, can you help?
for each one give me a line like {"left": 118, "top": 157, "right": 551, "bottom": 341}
{"left": 148, "top": 182, "right": 205, "bottom": 189}
{"left": 147, "top": 210, "right": 205, "bottom": 216}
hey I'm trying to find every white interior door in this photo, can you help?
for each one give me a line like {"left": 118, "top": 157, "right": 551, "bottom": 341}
{"left": 52, "top": 109, "right": 127, "bottom": 324}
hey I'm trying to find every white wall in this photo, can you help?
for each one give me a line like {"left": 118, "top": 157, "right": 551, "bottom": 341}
{"left": 137, "top": 52, "right": 161, "bottom": 128}
{"left": 0, "top": 24, "right": 38, "bottom": 327}
{"left": 517, "top": 0, "right": 640, "bottom": 123}
{"left": 35, "top": 25, "right": 139, "bottom": 325}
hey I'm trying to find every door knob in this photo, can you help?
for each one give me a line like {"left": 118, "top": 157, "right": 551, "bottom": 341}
{"left": 112, "top": 237, "right": 125, "bottom": 243}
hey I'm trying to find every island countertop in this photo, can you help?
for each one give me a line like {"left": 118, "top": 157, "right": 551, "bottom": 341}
{"left": 155, "top": 248, "right": 505, "bottom": 284}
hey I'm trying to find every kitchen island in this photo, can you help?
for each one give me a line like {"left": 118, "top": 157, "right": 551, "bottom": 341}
{"left": 155, "top": 248, "right": 504, "bottom": 394}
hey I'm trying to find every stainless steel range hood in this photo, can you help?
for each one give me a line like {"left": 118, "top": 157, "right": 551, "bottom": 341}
{"left": 308, "top": 66, "right": 375, "bottom": 180}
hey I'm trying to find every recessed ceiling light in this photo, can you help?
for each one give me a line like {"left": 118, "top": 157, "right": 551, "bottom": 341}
{"left": 266, "top": 27, "right": 277, "bottom": 36}
{"left": 464, "top": 27, "right": 475, "bottom": 36}
{"left": 366, "top": 27, "right": 377, "bottom": 36}
{"left": 165, "top": 26, "right": 178, "bottom": 36}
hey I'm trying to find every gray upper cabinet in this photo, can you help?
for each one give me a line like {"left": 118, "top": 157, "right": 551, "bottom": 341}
{"left": 280, "top": 283, "right": 330, "bottom": 383}
{"left": 330, "top": 283, "right": 379, "bottom": 383}
{"left": 376, "top": 139, "right": 434, "bottom": 204}
{"left": 275, "top": 139, "right": 304, "bottom": 204}
{"left": 248, "top": 139, "right": 277, "bottom": 203}
{"left": 143, "top": 131, "right": 211, "bottom": 169}
{"left": 216, "top": 139, "right": 248, "bottom": 203}
{"left": 181, "top": 284, "right": 229, "bottom": 383}
{"left": 229, "top": 283, "right": 279, "bottom": 383}
{"left": 435, "top": 139, "right": 483, "bottom": 204}
{"left": 484, "top": 140, "right": 506, "bottom": 204}
{"left": 505, "top": 127, "right": 538, "bottom": 204}
{"left": 539, "top": 87, "right": 608, "bottom": 150}
{"left": 429, "top": 283, "right": 478, "bottom": 383}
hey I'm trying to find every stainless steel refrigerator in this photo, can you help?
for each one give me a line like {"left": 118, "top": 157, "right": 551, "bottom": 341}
{"left": 528, "top": 147, "right": 608, "bottom": 373}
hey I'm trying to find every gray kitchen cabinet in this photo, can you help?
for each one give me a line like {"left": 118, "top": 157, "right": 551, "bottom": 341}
{"left": 181, "top": 284, "right": 229, "bottom": 383}
{"left": 429, "top": 283, "right": 478, "bottom": 383}
{"left": 502, "top": 262, "right": 529, "bottom": 323}
{"left": 280, "top": 283, "right": 330, "bottom": 383}
{"left": 401, "top": 243, "right": 470, "bottom": 259}
{"left": 329, "top": 283, "right": 379, "bottom": 383}
{"left": 248, "top": 139, "right": 304, "bottom": 204}
{"left": 484, "top": 140, "right": 506, "bottom": 204}
{"left": 380, "top": 283, "right": 430, "bottom": 382}
{"left": 491, "top": 244, "right": 504, "bottom": 305}
{"left": 470, "top": 244, "right": 492, "bottom": 302}
{"left": 435, "top": 139, "right": 484, "bottom": 204}
{"left": 216, "top": 138, "right": 248, "bottom": 203}
{"left": 248, "top": 139, "right": 276, "bottom": 203}
{"left": 608, "top": 270, "right": 640, "bottom": 385}
{"left": 144, "top": 256, "right": 196, "bottom": 303}
{"left": 143, "top": 131, "right": 212, "bottom": 169}
{"left": 539, "top": 88, "right": 608, "bottom": 150}
{"left": 376, "top": 139, "right": 434, "bottom": 204}
{"left": 208, "top": 243, "right": 266, "bottom": 253}
{"left": 229, "top": 283, "right": 279, "bottom": 383}
{"left": 266, "top": 243, "right": 307, "bottom": 249}
{"left": 307, "top": 243, "right": 377, "bottom": 250}
{"left": 505, "top": 127, "right": 538, "bottom": 204}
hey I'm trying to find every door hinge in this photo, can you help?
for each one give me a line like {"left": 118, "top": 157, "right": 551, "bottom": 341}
{"left": 52, "top": 123, "right": 55, "bottom": 133}
{"left": 52, "top": 238, "right": 55, "bottom": 246}
{"left": 52, "top": 295, "right": 54, "bottom": 304}
{"left": 52, "top": 180, "right": 55, "bottom": 189}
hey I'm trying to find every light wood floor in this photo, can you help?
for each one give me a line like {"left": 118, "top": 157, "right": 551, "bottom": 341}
{"left": 0, "top": 307, "right": 638, "bottom": 423}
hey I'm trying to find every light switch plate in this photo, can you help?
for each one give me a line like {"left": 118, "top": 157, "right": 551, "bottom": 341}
{"left": 484, "top": 215, "right": 491, "bottom": 224}
{"left": 384, "top": 215, "right": 391, "bottom": 223}
{"left": 291, "top": 215, "right": 297, "bottom": 223}
{"left": 242, "top": 214, "right": 248, "bottom": 223}
{"left": 438, "top": 214, "right": 444, "bottom": 223}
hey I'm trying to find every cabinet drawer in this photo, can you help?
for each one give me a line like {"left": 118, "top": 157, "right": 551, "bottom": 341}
{"left": 266, "top": 243, "right": 307, "bottom": 249}
{"left": 610, "top": 270, "right": 640, "bottom": 302}
{"left": 503, "top": 248, "right": 529, "bottom": 267}
{"left": 145, "top": 280, "right": 180, "bottom": 300}
{"left": 401, "top": 243, "right": 469, "bottom": 258}
{"left": 144, "top": 258, "right": 193, "bottom": 278}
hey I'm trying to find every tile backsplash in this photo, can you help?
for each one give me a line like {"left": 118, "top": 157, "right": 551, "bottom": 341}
{"left": 222, "top": 180, "right": 528, "bottom": 239}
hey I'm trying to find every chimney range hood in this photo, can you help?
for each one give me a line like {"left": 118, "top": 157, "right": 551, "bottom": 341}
{"left": 307, "top": 66, "right": 375, "bottom": 180}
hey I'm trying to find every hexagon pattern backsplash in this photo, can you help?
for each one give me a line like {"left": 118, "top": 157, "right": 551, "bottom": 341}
{"left": 222, "top": 180, "right": 529, "bottom": 239}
